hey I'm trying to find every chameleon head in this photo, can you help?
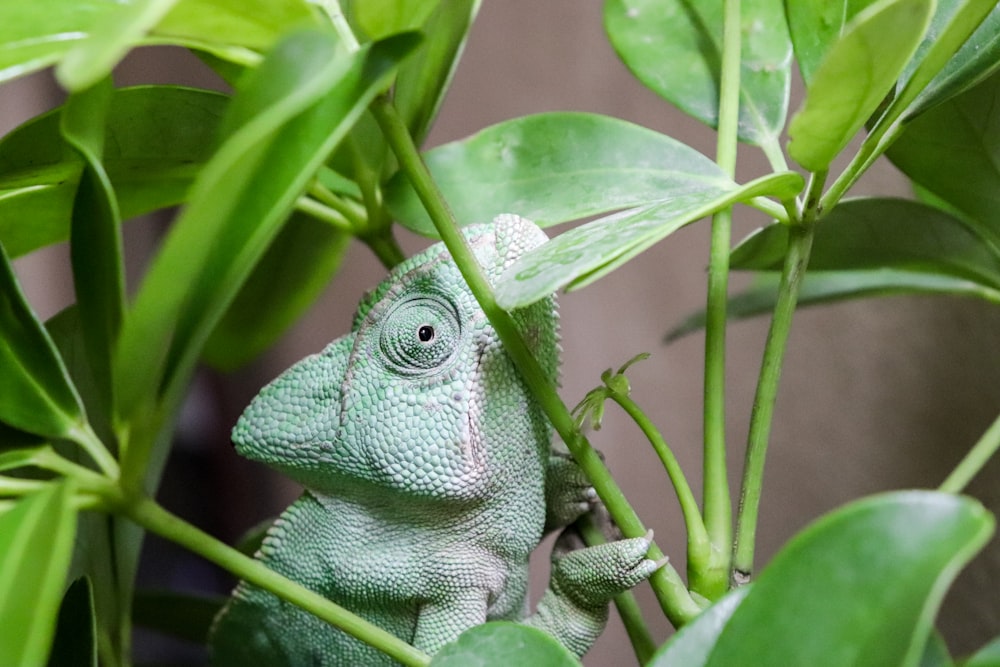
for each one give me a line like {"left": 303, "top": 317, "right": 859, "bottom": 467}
{"left": 231, "top": 214, "right": 559, "bottom": 503}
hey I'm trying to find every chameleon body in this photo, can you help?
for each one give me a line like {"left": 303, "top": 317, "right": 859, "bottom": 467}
{"left": 210, "top": 215, "right": 659, "bottom": 665}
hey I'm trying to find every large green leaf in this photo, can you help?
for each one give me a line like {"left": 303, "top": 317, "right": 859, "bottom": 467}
{"left": 784, "top": 0, "right": 879, "bottom": 86}
{"left": 604, "top": 0, "right": 791, "bottom": 149}
{"left": 704, "top": 492, "right": 993, "bottom": 667}
{"left": 495, "top": 171, "right": 803, "bottom": 308}
{"left": 787, "top": 0, "right": 934, "bottom": 172}
{"left": 202, "top": 212, "right": 350, "bottom": 371}
{"left": 114, "top": 31, "right": 415, "bottom": 484}
{"left": 430, "top": 622, "right": 581, "bottom": 666}
{"left": 0, "top": 242, "right": 87, "bottom": 440}
{"left": 0, "top": 86, "right": 228, "bottom": 258}
{"left": 665, "top": 269, "right": 1000, "bottom": 341}
{"left": 0, "top": 0, "right": 319, "bottom": 85}
{"left": 888, "top": 67, "right": 1000, "bottom": 251}
{"left": 387, "top": 112, "right": 735, "bottom": 236}
{"left": 0, "top": 482, "right": 78, "bottom": 667}
{"left": 648, "top": 587, "right": 749, "bottom": 666}
{"left": 60, "top": 77, "right": 125, "bottom": 417}
{"left": 731, "top": 198, "right": 1000, "bottom": 291}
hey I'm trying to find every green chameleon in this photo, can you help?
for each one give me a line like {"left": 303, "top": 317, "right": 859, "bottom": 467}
{"left": 209, "top": 214, "right": 663, "bottom": 665}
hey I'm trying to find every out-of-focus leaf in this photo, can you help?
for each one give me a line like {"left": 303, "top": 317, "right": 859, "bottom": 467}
{"left": 604, "top": 0, "right": 792, "bottom": 150}
{"left": 731, "top": 198, "right": 1000, "bottom": 290}
{"left": 0, "top": 242, "right": 87, "bottom": 440}
{"left": 787, "top": 0, "right": 934, "bottom": 171}
{"left": 0, "top": 482, "right": 78, "bottom": 667}
{"left": 648, "top": 587, "right": 749, "bottom": 666}
{"left": 919, "top": 632, "right": 955, "bottom": 667}
{"left": 60, "top": 77, "right": 124, "bottom": 416}
{"left": 48, "top": 577, "right": 97, "bottom": 667}
{"left": 347, "top": 0, "right": 438, "bottom": 40}
{"left": 114, "top": 31, "right": 415, "bottom": 486}
{"left": 889, "top": 68, "right": 1000, "bottom": 251}
{"left": 495, "top": 171, "right": 803, "bottom": 309}
{"left": 705, "top": 491, "right": 993, "bottom": 667}
{"left": 132, "top": 589, "right": 226, "bottom": 644}
{"left": 963, "top": 636, "right": 1000, "bottom": 666}
{"left": 665, "top": 269, "right": 1000, "bottom": 341}
{"left": 202, "top": 212, "right": 350, "bottom": 371}
{"left": 0, "top": 86, "right": 228, "bottom": 258}
{"left": 388, "top": 112, "right": 735, "bottom": 237}
{"left": 784, "top": 0, "right": 878, "bottom": 86}
{"left": 393, "top": 0, "right": 480, "bottom": 145}
{"left": 430, "top": 622, "right": 581, "bottom": 666}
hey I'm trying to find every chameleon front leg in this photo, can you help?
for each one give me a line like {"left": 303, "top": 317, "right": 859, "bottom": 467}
{"left": 525, "top": 528, "right": 663, "bottom": 658}
{"left": 412, "top": 590, "right": 490, "bottom": 654}
{"left": 545, "top": 452, "right": 598, "bottom": 533}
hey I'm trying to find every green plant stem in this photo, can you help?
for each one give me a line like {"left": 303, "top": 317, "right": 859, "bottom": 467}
{"left": 609, "top": 391, "right": 712, "bottom": 581}
{"left": 71, "top": 423, "right": 120, "bottom": 479}
{"left": 731, "top": 222, "right": 815, "bottom": 584}
{"left": 369, "top": 94, "right": 703, "bottom": 628}
{"left": 296, "top": 196, "right": 353, "bottom": 232}
{"left": 940, "top": 411, "right": 1000, "bottom": 494}
{"left": 699, "top": 0, "right": 740, "bottom": 600}
{"left": 123, "top": 495, "right": 431, "bottom": 667}
{"left": 577, "top": 513, "right": 656, "bottom": 664}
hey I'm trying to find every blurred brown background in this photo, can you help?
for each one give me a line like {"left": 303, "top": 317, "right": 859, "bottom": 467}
{"left": 5, "top": 1, "right": 999, "bottom": 664}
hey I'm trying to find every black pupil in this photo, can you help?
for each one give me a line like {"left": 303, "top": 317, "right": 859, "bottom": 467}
{"left": 417, "top": 325, "right": 435, "bottom": 342}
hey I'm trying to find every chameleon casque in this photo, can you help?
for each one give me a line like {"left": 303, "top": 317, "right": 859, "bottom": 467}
{"left": 209, "top": 214, "right": 662, "bottom": 665}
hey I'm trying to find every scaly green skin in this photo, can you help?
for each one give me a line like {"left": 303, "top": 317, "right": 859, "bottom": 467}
{"left": 210, "top": 215, "right": 660, "bottom": 665}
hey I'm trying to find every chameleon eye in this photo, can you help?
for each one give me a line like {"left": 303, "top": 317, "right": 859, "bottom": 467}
{"left": 380, "top": 295, "right": 460, "bottom": 374}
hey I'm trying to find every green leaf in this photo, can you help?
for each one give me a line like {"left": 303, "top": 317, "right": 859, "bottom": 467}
{"left": 904, "top": 0, "right": 1000, "bottom": 119}
{"left": 0, "top": 86, "right": 228, "bottom": 258}
{"left": 888, "top": 67, "right": 1000, "bottom": 252}
{"left": 920, "top": 632, "right": 955, "bottom": 667}
{"left": 202, "top": 212, "right": 350, "bottom": 371}
{"left": 114, "top": 31, "right": 415, "bottom": 484}
{"left": 785, "top": 0, "right": 879, "bottom": 86}
{"left": 964, "top": 636, "right": 1000, "bottom": 667}
{"left": 665, "top": 269, "right": 1000, "bottom": 341}
{"left": 649, "top": 587, "right": 749, "bottom": 666}
{"left": 48, "top": 577, "right": 97, "bottom": 667}
{"left": 387, "top": 112, "right": 735, "bottom": 236}
{"left": 132, "top": 589, "right": 226, "bottom": 644}
{"left": 731, "top": 198, "right": 1000, "bottom": 291}
{"left": 60, "top": 77, "right": 125, "bottom": 416}
{"left": 787, "top": 0, "right": 934, "bottom": 172}
{"left": 0, "top": 482, "right": 78, "bottom": 667}
{"left": 430, "top": 622, "right": 581, "bottom": 666}
{"left": 706, "top": 491, "right": 994, "bottom": 667}
{"left": 0, "top": 242, "right": 87, "bottom": 440}
{"left": 495, "top": 171, "right": 803, "bottom": 309}
{"left": 393, "top": 0, "right": 481, "bottom": 145}
{"left": 604, "top": 0, "right": 792, "bottom": 148}
{"left": 347, "top": 0, "right": 438, "bottom": 40}
{"left": 56, "top": 0, "right": 183, "bottom": 90}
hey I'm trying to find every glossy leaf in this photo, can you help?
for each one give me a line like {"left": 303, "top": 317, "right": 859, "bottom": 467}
{"left": 731, "top": 198, "right": 1000, "bottom": 291}
{"left": 706, "top": 491, "right": 993, "bottom": 667}
{"left": 904, "top": 0, "right": 1000, "bottom": 119}
{"left": 0, "top": 482, "right": 78, "bottom": 666}
{"left": 202, "top": 212, "right": 350, "bottom": 371}
{"left": 114, "top": 32, "right": 414, "bottom": 482}
{"left": 393, "top": 0, "right": 480, "bottom": 145}
{"left": 56, "top": 0, "right": 183, "bottom": 91}
{"left": 430, "top": 622, "right": 581, "bottom": 666}
{"left": 495, "top": 171, "right": 803, "bottom": 309}
{"left": 785, "top": 0, "right": 879, "bottom": 86}
{"left": 132, "top": 589, "right": 225, "bottom": 643}
{"left": 604, "top": 0, "right": 792, "bottom": 149}
{"left": 649, "top": 587, "right": 749, "bottom": 666}
{"left": 665, "top": 269, "right": 1000, "bottom": 341}
{"left": 61, "top": 77, "right": 125, "bottom": 416}
{"left": 49, "top": 577, "right": 97, "bottom": 667}
{"left": 0, "top": 86, "right": 227, "bottom": 258}
{"left": 787, "top": 0, "right": 934, "bottom": 172}
{"left": 387, "top": 112, "right": 734, "bottom": 236}
{"left": 0, "top": 242, "right": 87, "bottom": 440}
{"left": 888, "top": 67, "right": 1000, "bottom": 251}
